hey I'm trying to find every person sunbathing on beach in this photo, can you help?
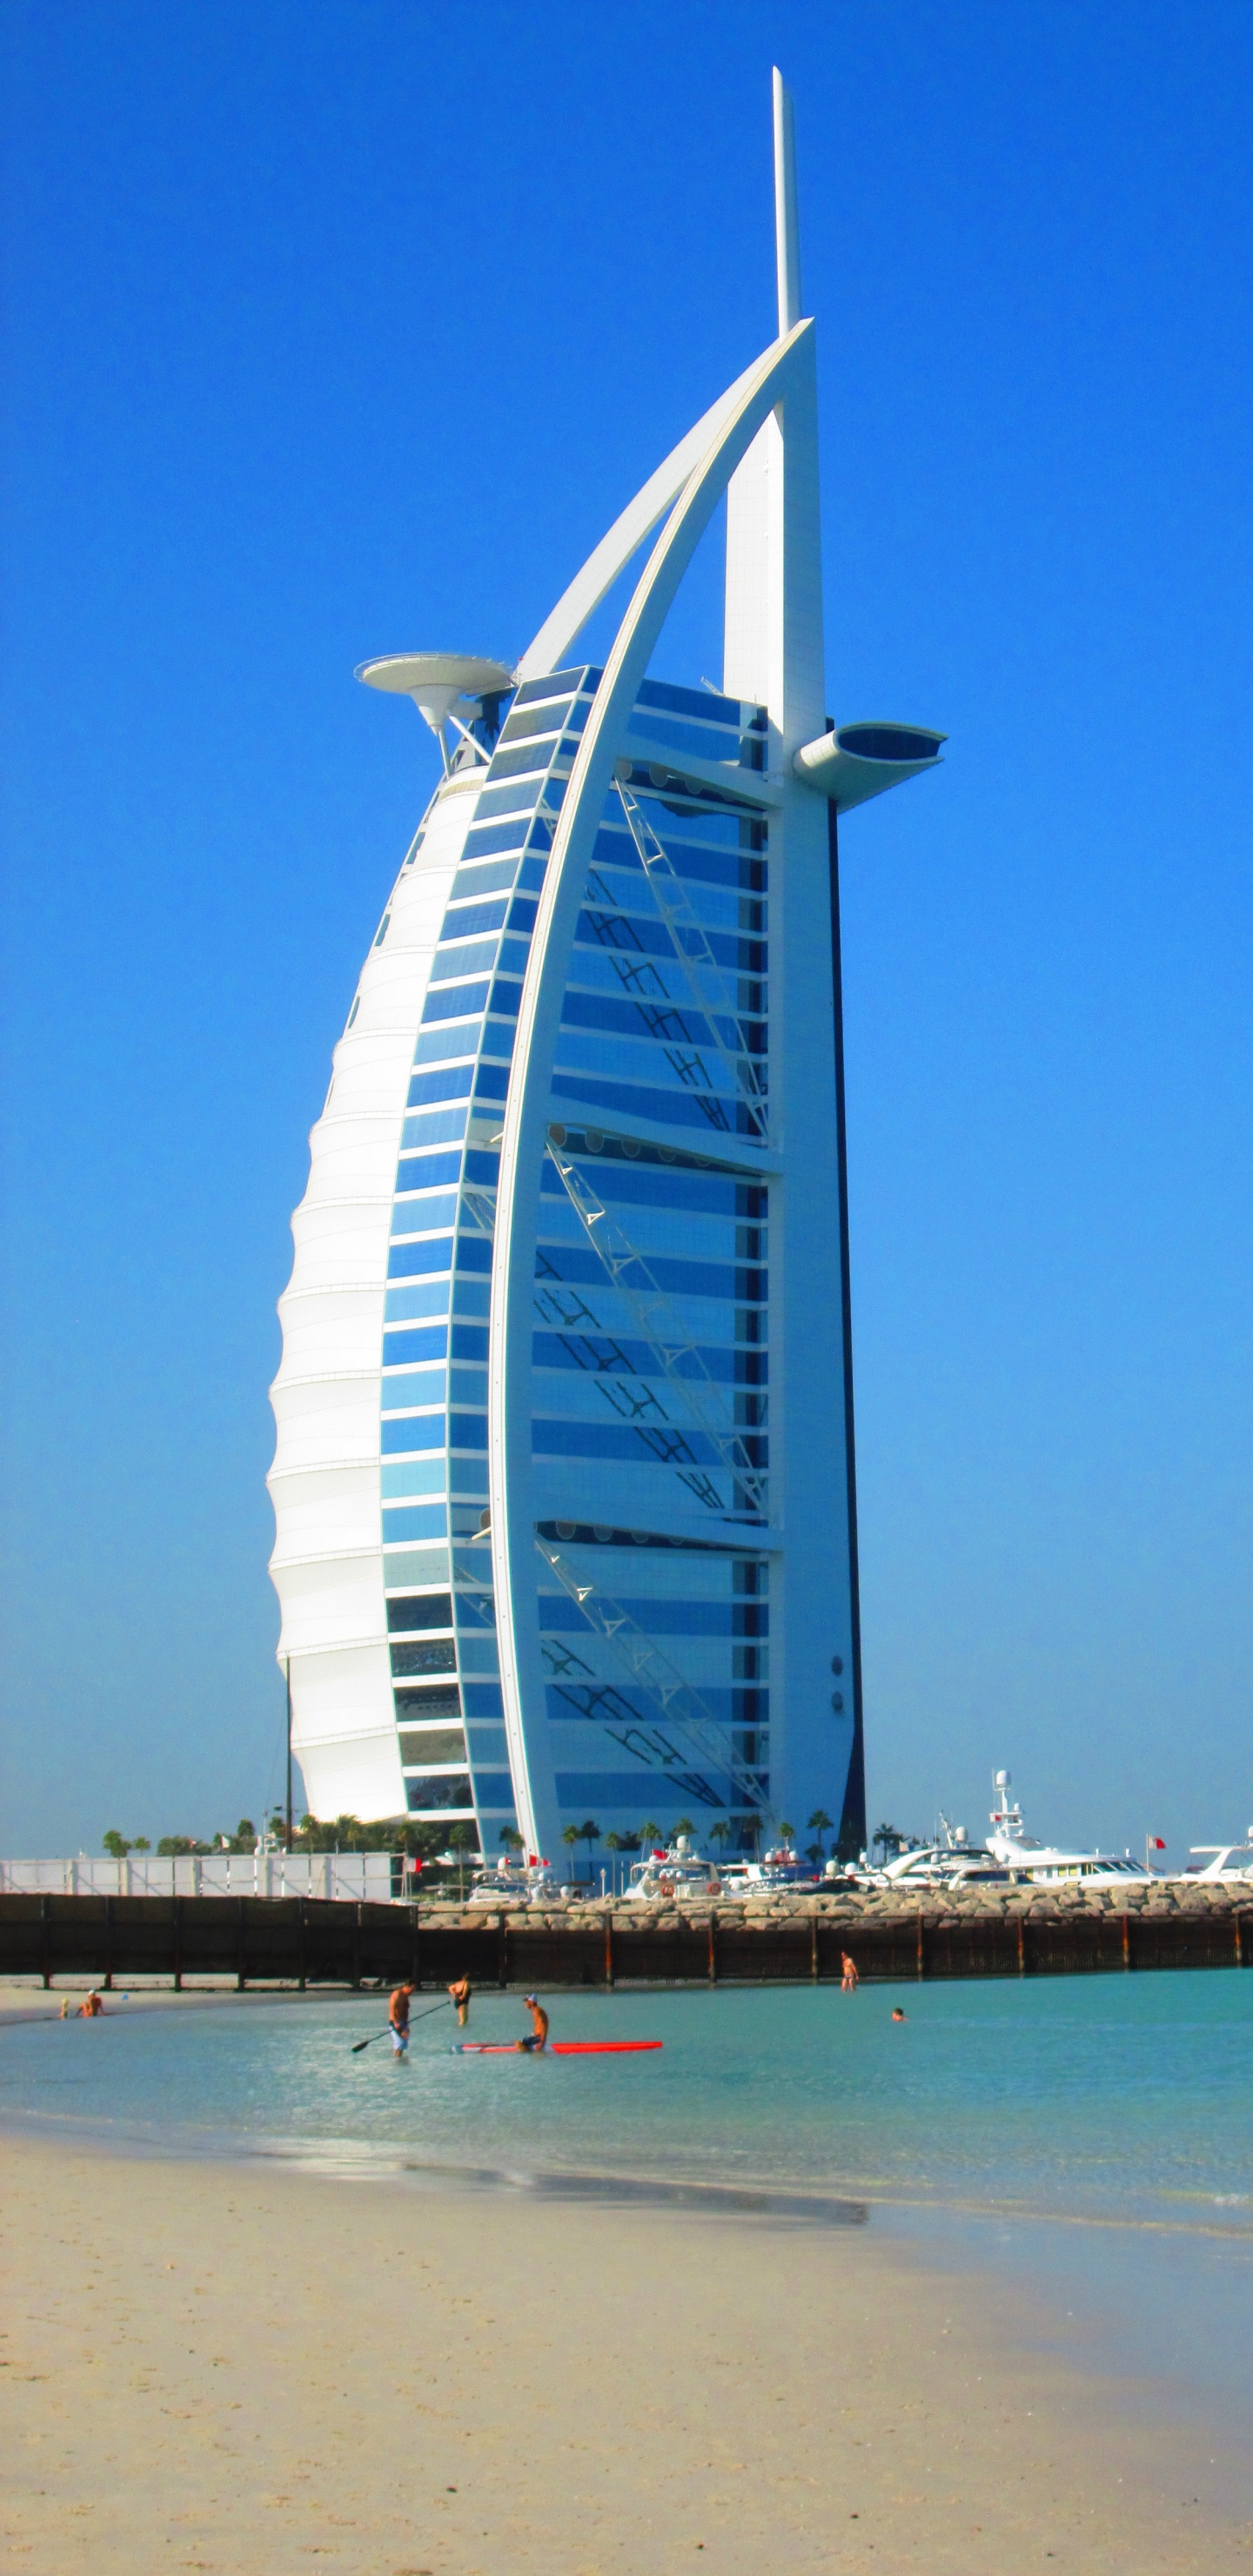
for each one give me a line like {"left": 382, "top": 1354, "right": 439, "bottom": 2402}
{"left": 78, "top": 1991, "right": 105, "bottom": 2018}
{"left": 516, "top": 1995, "right": 549, "bottom": 2053}
{"left": 447, "top": 1976, "right": 472, "bottom": 2029}
{"left": 388, "top": 1981, "right": 417, "bottom": 2056}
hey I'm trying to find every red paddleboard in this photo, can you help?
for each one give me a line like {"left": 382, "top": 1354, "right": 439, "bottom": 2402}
{"left": 452, "top": 2040, "right": 661, "bottom": 2055}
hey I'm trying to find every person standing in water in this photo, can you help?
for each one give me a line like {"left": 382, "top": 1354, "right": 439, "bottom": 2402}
{"left": 515, "top": 1994, "right": 549, "bottom": 2053}
{"left": 840, "top": 1951, "right": 859, "bottom": 1993}
{"left": 447, "top": 1976, "right": 472, "bottom": 2029}
{"left": 388, "top": 1980, "right": 417, "bottom": 2056}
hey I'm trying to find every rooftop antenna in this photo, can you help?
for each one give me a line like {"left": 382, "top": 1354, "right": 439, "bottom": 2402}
{"left": 773, "top": 67, "right": 801, "bottom": 333}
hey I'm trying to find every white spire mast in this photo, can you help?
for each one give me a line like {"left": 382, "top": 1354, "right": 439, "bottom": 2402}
{"left": 722, "top": 67, "right": 822, "bottom": 747}
{"left": 773, "top": 67, "right": 801, "bottom": 335}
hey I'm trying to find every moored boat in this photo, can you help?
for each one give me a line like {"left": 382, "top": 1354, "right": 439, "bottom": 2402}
{"left": 985, "top": 1771, "right": 1153, "bottom": 1886}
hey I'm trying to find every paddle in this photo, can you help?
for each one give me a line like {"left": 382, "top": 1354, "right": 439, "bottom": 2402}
{"left": 351, "top": 1997, "right": 452, "bottom": 2054}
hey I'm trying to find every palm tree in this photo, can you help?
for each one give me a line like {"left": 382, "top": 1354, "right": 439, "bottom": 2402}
{"left": 673, "top": 1816, "right": 695, "bottom": 1839}
{"left": 560, "top": 1823, "right": 580, "bottom": 1886}
{"left": 448, "top": 1821, "right": 477, "bottom": 1898}
{"left": 578, "top": 1818, "right": 600, "bottom": 1885}
{"left": 640, "top": 1821, "right": 662, "bottom": 1855}
{"left": 779, "top": 1820, "right": 796, "bottom": 1853}
{"left": 604, "top": 1829, "right": 624, "bottom": 1896}
{"left": 709, "top": 1820, "right": 730, "bottom": 1855}
{"left": 807, "top": 1808, "right": 834, "bottom": 1859}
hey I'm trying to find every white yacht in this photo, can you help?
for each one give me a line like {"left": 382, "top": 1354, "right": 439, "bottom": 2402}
{"left": 1181, "top": 1838, "right": 1253, "bottom": 1883}
{"left": 466, "top": 1855, "right": 556, "bottom": 1906}
{"left": 985, "top": 1771, "right": 1152, "bottom": 1885}
{"left": 622, "top": 1834, "right": 724, "bottom": 1903}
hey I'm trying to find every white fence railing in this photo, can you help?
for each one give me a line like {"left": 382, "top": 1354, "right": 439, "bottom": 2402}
{"left": 0, "top": 1854, "right": 403, "bottom": 1902}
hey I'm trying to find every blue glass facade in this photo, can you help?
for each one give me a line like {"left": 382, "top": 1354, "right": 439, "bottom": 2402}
{"left": 379, "top": 672, "right": 781, "bottom": 1849}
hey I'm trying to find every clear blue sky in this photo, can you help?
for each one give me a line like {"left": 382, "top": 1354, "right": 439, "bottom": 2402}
{"left": 3, "top": 0, "right": 1251, "bottom": 1859}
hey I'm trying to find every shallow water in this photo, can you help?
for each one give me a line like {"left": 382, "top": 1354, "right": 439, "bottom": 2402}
{"left": 3, "top": 1969, "right": 1250, "bottom": 2227}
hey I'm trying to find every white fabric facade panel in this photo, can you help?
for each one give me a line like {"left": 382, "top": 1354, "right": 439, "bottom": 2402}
{"left": 268, "top": 767, "right": 485, "bottom": 1821}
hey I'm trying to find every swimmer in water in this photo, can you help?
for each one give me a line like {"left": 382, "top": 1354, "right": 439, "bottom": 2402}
{"left": 891, "top": 2007, "right": 906, "bottom": 2022}
{"left": 515, "top": 1994, "right": 549, "bottom": 2053}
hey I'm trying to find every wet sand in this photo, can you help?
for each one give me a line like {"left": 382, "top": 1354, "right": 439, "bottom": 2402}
{"left": 2, "top": 2131, "right": 1250, "bottom": 2574}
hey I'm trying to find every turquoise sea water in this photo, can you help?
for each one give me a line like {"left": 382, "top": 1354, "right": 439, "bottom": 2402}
{"left": 3, "top": 1970, "right": 1251, "bottom": 2228}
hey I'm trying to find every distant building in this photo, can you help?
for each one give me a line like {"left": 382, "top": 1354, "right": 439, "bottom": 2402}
{"left": 267, "top": 73, "right": 942, "bottom": 1862}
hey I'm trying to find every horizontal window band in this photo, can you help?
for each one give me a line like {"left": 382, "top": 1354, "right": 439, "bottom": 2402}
{"left": 408, "top": 1067, "right": 473, "bottom": 1107}
{"left": 404, "top": 1775, "right": 474, "bottom": 1809}
{"left": 533, "top": 1418, "right": 750, "bottom": 1469}
{"left": 439, "top": 898, "right": 509, "bottom": 937}
{"left": 548, "top": 1684, "right": 768, "bottom": 1732}
{"left": 512, "top": 665, "right": 601, "bottom": 708}
{"left": 387, "top": 1239, "right": 453, "bottom": 1280}
{"left": 430, "top": 940, "right": 499, "bottom": 981}
{"left": 382, "top": 1504, "right": 448, "bottom": 1540}
{"left": 533, "top": 1520, "right": 768, "bottom": 1556}
{"left": 382, "top": 1327, "right": 448, "bottom": 1365}
{"left": 380, "top": 1414, "right": 446, "bottom": 1452}
{"left": 394, "top": 1149, "right": 463, "bottom": 1187}
{"left": 576, "top": 908, "right": 764, "bottom": 975}
{"left": 552, "top": 1772, "right": 739, "bottom": 1811}
{"left": 473, "top": 778, "right": 544, "bottom": 819}
{"left": 386, "top": 1592, "right": 454, "bottom": 1632}
{"left": 398, "top": 1730, "right": 466, "bottom": 1766}
{"left": 497, "top": 700, "right": 571, "bottom": 745}
{"left": 422, "top": 981, "right": 490, "bottom": 1024}
{"left": 460, "top": 822, "right": 533, "bottom": 860}
{"left": 550, "top": 1071, "right": 765, "bottom": 1144}
{"left": 394, "top": 1681, "right": 461, "bottom": 1716}
{"left": 559, "top": 989, "right": 766, "bottom": 1058}
{"left": 539, "top": 1599, "right": 768, "bottom": 1637}
{"left": 536, "top": 1238, "right": 767, "bottom": 1304}
{"left": 538, "top": 1157, "right": 767, "bottom": 1221}
{"left": 391, "top": 1197, "right": 459, "bottom": 1238}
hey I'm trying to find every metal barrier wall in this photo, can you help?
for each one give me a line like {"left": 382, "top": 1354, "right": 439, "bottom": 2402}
{"left": 0, "top": 1895, "right": 1248, "bottom": 1990}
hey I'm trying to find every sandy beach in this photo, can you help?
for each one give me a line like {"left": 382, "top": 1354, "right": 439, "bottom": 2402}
{"left": 2, "top": 2121, "right": 1249, "bottom": 2576}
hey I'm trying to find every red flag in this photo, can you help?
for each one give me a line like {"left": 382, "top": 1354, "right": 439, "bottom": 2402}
{"left": 1148, "top": 1835, "right": 1166, "bottom": 1851}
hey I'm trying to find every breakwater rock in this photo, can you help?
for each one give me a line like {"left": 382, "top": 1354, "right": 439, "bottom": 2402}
{"left": 422, "top": 1877, "right": 1250, "bottom": 1935}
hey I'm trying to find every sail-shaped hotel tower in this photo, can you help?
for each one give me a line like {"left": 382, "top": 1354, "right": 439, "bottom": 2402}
{"left": 267, "top": 74, "right": 942, "bottom": 1862}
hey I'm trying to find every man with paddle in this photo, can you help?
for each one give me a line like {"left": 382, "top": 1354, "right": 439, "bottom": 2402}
{"left": 388, "top": 1980, "right": 418, "bottom": 2056}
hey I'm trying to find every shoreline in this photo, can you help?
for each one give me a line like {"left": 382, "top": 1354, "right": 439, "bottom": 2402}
{"left": 4, "top": 2085, "right": 1253, "bottom": 2244}
{"left": 3, "top": 2128, "right": 1250, "bottom": 2575}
